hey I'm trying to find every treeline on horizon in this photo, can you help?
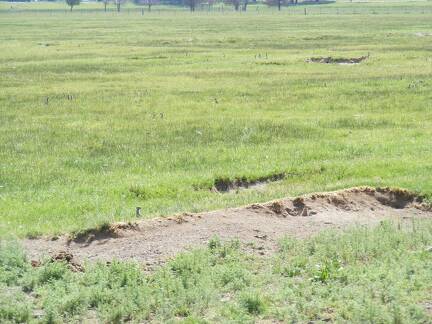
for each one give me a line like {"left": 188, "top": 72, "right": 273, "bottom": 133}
{"left": 1, "top": 0, "right": 322, "bottom": 7}
{"left": 4, "top": 0, "right": 326, "bottom": 13}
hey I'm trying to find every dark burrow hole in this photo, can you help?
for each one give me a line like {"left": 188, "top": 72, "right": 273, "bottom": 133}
{"left": 374, "top": 187, "right": 422, "bottom": 209}
{"left": 307, "top": 55, "right": 369, "bottom": 64}
{"left": 213, "top": 172, "right": 286, "bottom": 193}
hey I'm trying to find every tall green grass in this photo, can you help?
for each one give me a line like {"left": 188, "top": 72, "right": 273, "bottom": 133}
{"left": 1, "top": 5, "right": 432, "bottom": 236}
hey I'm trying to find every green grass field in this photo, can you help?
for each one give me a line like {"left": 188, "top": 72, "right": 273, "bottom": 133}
{"left": 2, "top": 2, "right": 432, "bottom": 237}
{"left": 1, "top": 2, "right": 432, "bottom": 322}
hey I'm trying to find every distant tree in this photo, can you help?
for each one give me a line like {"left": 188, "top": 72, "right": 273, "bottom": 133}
{"left": 208, "top": 0, "right": 215, "bottom": 7}
{"left": 184, "top": 0, "right": 201, "bottom": 11}
{"left": 113, "top": 0, "right": 127, "bottom": 12}
{"left": 265, "top": 0, "right": 286, "bottom": 11}
{"left": 66, "top": 0, "right": 80, "bottom": 11}
{"left": 225, "top": 0, "right": 250, "bottom": 11}
{"left": 134, "top": 0, "right": 159, "bottom": 11}
{"left": 101, "top": 0, "right": 109, "bottom": 11}
{"left": 242, "top": 0, "right": 249, "bottom": 11}
{"left": 225, "top": 0, "right": 240, "bottom": 11}
{"left": 161, "top": 0, "right": 182, "bottom": 4}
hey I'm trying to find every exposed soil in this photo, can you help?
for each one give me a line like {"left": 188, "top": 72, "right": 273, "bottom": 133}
{"left": 31, "top": 250, "right": 83, "bottom": 272}
{"left": 71, "top": 222, "right": 138, "bottom": 245}
{"left": 415, "top": 32, "right": 432, "bottom": 37}
{"left": 23, "top": 187, "right": 431, "bottom": 270}
{"left": 307, "top": 55, "right": 368, "bottom": 64}
{"left": 424, "top": 301, "right": 432, "bottom": 315}
{"left": 213, "top": 173, "right": 286, "bottom": 192}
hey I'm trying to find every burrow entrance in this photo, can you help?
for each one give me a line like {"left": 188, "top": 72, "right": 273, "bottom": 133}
{"left": 213, "top": 172, "right": 286, "bottom": 193}
{"left": 307, "top": 55, "right": 369, "bottom": 64}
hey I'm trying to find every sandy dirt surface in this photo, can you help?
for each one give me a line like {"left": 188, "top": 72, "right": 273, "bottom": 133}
{"left": 23, "top": 187, "right": 431, "bottom": 269}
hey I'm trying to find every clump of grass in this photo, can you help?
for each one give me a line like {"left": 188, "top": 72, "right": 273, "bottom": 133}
{"left": 70, "top": 222, "right": 112, "bottom": 241}
{"left": 240, "top": 291, "right": 267, "bottom": 315}
{"left": 25, "top": 231, "right": 43, "bottom": 240}
{"left": 0, "top": 241, "right": 30, "bottom": 286}
{"left": 272, "top": 221, "right": 432, "bottom": 322}
{"left": 129, "top": 184, "right": 179, "bottom": 200}
{"left": 0, "top": 290, "right": 32, "bottom": 323}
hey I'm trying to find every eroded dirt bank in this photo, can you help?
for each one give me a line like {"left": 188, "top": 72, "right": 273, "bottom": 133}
{"left": 23, "top": 187, "right": 431, "bottom": 269}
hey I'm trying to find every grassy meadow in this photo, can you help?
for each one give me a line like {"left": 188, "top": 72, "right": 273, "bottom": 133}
{"left": 1, "top": 2, "right": 432, "bottom": 237}
{"left": 1, "top": 2, "right": 432, "bottom": 323}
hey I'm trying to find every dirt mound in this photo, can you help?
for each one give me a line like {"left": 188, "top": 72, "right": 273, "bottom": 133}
{"left": 307, "top": 55, "right": 368, "bottom": 64}
{"left": 23, "top": 187, "right": 431, "bottom": 270}
{"left": 31, "top": 251, "right": 83, "bottom": 272}
{"left": 415, "top": 32, "right": 432, "bottom": 37}
{"left": 69, "top": 222, "right": 138, "bottom": 245}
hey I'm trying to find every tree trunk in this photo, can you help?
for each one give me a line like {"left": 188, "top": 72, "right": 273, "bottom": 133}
{"left": 278, "top": 0, "right": 281, "bottom": 11}
{"left": 70, "top": 5, "right": 73, "bottom": 11}
{"left": 148, "top": 3, "right": 151, "bottom": 11}
{"left": 104, "top": 2, "right": 107, "bottom": 12}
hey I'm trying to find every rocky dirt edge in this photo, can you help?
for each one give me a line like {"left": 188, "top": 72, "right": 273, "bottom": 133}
{"left": 25, "top": 186, "right": 431, "bottom": 271}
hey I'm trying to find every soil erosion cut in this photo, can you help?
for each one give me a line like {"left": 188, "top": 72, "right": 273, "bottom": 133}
{"left": 23, "top": 187, "right": 431, "bottom": 270}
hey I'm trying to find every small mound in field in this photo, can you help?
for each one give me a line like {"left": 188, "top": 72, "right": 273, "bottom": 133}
{"left": 307, "top": 55, "right": 368, "bottom": 65}
{"left": 260, "top": 187, "right": 428, "bottom": 219}
{"left": 415, "top": 32, "right": 432, "bottom": 37}
{"left": 213, "top": 172, "right": 285, "bottom": 192}
{"left": 23, "top": 187, "right": 431, "bottom": 268}
{"left": 69, "top": 222, "right": 138, "bottom": 245}
{"left": 31, "top": 251, "right": 83, "bottom": 272}
{"left": 256, "top": 61, "right": 287, "bottom": 66}
{"left": 51, "top": 251, "right": 84, "bottom": 272}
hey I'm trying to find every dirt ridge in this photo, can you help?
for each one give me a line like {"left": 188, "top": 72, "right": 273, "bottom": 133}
{"left": 23, "top": 187, "right": 431, "bottom": 269}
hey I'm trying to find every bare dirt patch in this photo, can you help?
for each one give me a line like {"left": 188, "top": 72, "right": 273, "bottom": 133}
{"left": 31, "top": 250, "right": 84, "bottom": 272}
{"left": 307, "top": 55, "right": 368, "bottom": 65}
{"left": 23, "top": 187, "right": 431, "bottom": 270}
{"left": 415, "top": 32, "right": 432, "bottom": 37}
